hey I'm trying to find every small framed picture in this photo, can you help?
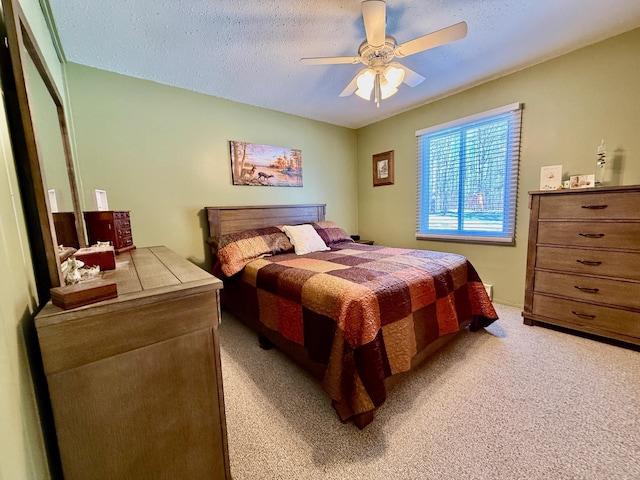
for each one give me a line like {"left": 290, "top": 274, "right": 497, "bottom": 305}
{"left": 570, "top": 174, "right": 595, "bottom": 189}
{"left": 48, "top": 189, "right": 59, "bottom": 213}
{"left": 95, "top": 189, "right": 109, "bottom": 210}
{"left": 373, "top": 150, "right": 394, "bottom": 187}
{"left": 540, "top": 165, "right": 562, "bottom": 190}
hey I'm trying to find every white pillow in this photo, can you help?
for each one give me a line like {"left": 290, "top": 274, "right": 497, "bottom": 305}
{"left": 281, "top": 224, "right": 330, "bottom": 255}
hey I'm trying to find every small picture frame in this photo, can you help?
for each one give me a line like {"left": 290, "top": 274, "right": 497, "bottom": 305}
{"left": 540, "top": 165, "right": 562, "bottom": 190}
{"left": 373, "top": 150, "right": 394, "bottom": 187}
{"left": 95, "top": 189, "right": 109, "bottom": 211}
{"left": 48, "top": 189, "right": 59, "bottom": 213}
{"left": 570, "top": 174, "right": 595, "bottom": 189}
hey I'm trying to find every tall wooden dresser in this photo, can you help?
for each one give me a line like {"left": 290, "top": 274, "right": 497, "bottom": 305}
{"left": 35, "top": 246, "right": 230, "bottom": 479}
{"left": 84, "top": 210, "right": 135, "bottom": 253}
{"left": 523, "top": 185, "right": 640, "bottom": 346}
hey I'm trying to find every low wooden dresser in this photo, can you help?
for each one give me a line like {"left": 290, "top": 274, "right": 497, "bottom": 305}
{"left": 35, "top": 246, "right": 230, "bottom": 479}
{"left": 523, "top": 185, "right": 640, "bottom": 346}
{"left": 84, "top": 210, "right": 135, "bottom": 253}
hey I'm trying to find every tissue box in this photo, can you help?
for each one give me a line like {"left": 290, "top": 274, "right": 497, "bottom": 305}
{"left": 74, "top": 246, "right": 116, "bottom": 270}
{"left": 50, "top": 280, "right": 118, "bottom": 310}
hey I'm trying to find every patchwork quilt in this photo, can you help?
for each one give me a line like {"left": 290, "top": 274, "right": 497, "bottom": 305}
{"left": 222, "top": 241, "right": 498, "bottom": 422}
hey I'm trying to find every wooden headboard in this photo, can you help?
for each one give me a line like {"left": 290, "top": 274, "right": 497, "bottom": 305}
{"left": 205, "top": 204, "right": 326, "bottom": 253}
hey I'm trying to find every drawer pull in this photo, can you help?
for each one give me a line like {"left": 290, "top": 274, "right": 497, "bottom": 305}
{"left": 578, "top": 233, "right": 605, "bottom": 238}
{"left": 572, "top": 311, "right": 596, "bottom": 320}
{"left": 576, "top": 259, "right": 602, "bottom": 266}
{"left": 574, "top": 286, "right": 600, "bottom": 294}
{"left": 581, "top": 204, "right": 608, "bottom": 209}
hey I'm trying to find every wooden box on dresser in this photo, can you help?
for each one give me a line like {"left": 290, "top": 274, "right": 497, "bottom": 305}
{"left": 523, "top": 185, "right": 640, "bottom": 346}
{"left": 35, "top": 246, "right": 230, "bottom": 479}
{"left": 84, "top": 210, "right": 135, "bottom": 253}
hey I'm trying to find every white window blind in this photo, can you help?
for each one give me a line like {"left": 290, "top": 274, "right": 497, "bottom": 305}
{"left": 416, "top": 102, "right": 522, "bottom": 244}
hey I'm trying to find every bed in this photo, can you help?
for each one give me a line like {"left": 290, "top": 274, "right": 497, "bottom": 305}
{"left": 205, "top": 204, "right": 498, "bottom": 428}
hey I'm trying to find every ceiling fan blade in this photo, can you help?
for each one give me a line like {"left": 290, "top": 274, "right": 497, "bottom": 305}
{"left": 300, "top": 56, "right": 362, "bottom": 65}
{"left": 395, "top": 21, "right": 468, "bottom": 58}
{"left": 396, "top": 64, "right": 425, "bottom": 87}
{"left": 339, "top": 71, "right": 361, "bottom": 97}
{"left": 362, "top": 0, "right": 386, "bottom": 49}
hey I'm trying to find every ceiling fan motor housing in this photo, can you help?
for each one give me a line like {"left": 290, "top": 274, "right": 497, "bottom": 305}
{"left": 358, "top": 36, "right": 397, "bottom": 70}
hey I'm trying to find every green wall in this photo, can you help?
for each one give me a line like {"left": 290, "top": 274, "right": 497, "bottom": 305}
{"left": 356, "top": 28, "right": 640, "bottom": 307}
{"left": 0, "top": 93, "right": 50, "bottom": 480}
{"left": 65, "top": 63, "right": 358, "bottom": 267}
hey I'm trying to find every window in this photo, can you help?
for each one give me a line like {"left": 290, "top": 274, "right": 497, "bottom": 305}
{"left": 416, "top": 103, "right": 522, "bottom": 244}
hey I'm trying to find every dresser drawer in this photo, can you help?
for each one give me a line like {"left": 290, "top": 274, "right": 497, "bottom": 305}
{"left": 538, "top": 192, "right": 640, "bottom": 220}
{"left": 115, "top": 218, "right": 131, "bottom": 229}
{"left": 117, "top": 228, "right": 132, "bottom": 238}
{"left": 537, "top": 221, "right": 640, "bottom": 250}
{"left": 532, "top": 294, "right": 640, "bottom": 338}
{"left": 534, "top": 270, "right": 640, "bottom": 310}
{"left": 116, "top": 236, "right": 134, "bottom": 249}
{"left": 536, "top": 246, "right": 640, "bottom": 280}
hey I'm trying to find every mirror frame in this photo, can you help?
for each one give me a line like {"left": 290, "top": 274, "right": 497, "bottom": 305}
{"left": 2, "top": 0, "right": 85, "bottom": 293}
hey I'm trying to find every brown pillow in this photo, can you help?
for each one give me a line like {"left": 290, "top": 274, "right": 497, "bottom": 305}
{"left": 216, "top": 227, "right": 293, "bottom": 276}
{"left": 311, "top": 221, "right": 354, "bottom": 246}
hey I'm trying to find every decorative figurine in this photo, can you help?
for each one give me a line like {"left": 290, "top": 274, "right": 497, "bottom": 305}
{"left": 595, "top": 139, "right": 606, "bottom": 187}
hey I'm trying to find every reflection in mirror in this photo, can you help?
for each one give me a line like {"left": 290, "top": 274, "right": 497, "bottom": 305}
{"left": 22, "top": 51, "right": 79, "bottom": 249}
{"left": 22, "top": 50, "right": 73, "bottom": 212}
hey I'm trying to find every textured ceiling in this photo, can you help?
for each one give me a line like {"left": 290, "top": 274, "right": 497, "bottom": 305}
{"left": 46, "top": 0, "right": 640, "bottom": 129}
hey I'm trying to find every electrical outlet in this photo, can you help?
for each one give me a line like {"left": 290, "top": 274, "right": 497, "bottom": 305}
{"left": 484, "top": 284, "right": 493, "bottom": 300}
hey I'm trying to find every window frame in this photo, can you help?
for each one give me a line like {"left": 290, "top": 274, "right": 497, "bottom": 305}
{"left": 415, "top": 102, "right": 522, "bottom": 245}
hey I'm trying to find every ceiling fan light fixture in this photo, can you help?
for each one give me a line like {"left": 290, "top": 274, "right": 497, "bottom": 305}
{"left": 355, "top": 87, "right": 373, "bottom": 100}
{"left": 354, "top": 67, "right": 400, "bottom": 105}
{"left": 380, "top": 83, "right": 398, "bottom": 100}
{"left": 356, "top": 69, "right": 375, "bottom": 90}
{"left": 355, "top": 68, "right": 375, "bottom": 100}
{"left": 383, "top": 64, "right": 405, "bottom": 88}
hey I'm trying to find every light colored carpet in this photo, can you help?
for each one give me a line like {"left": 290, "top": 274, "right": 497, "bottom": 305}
{"left": 218, "top": 304, "right": 640, "bottom": 479}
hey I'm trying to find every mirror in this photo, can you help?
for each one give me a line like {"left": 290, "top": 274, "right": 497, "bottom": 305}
{"left": 23, "top": 48, "right": 79, "bottom": 251}
{"left": 22, "top": 45, "right": 80, "bottom": 252}
{"left": 23, "top": 53, "right": 73, "bottom": 212}
{"left": 2, "top": 0, "right": 85, "bottom": 293}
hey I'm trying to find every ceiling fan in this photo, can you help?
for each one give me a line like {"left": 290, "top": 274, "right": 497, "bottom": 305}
{"left": 300, "top": 0, "right": 467, "bottom": 107}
